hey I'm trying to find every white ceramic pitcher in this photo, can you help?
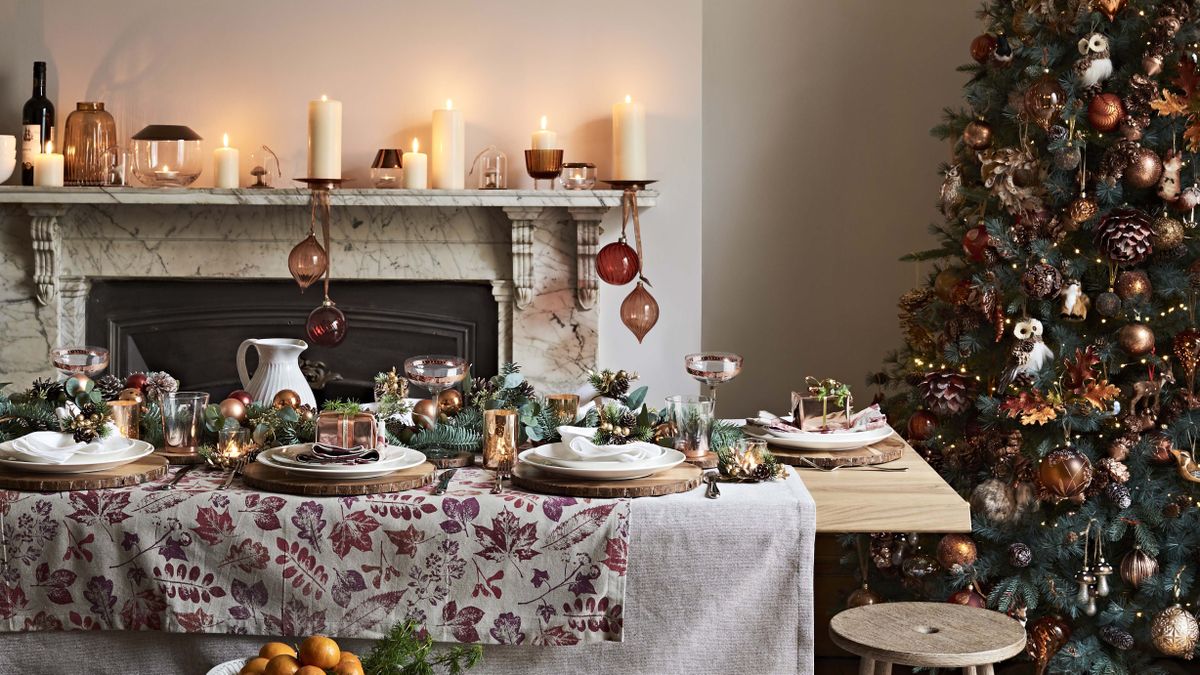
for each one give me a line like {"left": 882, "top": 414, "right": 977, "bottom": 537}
{"left": 236, "top": 338, "right": 317, "bottom": 408}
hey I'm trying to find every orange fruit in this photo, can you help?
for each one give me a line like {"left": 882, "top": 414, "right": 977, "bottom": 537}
{"left": 296, "top": 667, "right": 326, "bottom": 675}
{"left": 339, "top": 652, "right": 360, "bottom": 665}
{"left": 263, "top": 654, "right": 302, "bottom": 675}
{"left": 298, "top": 635, "right": 341, "bottom": 669}
{"left": 239, "top": 657, "right": 270, "bottom": 675}
{"left": 333, "top": 660, "right": 364, "bottom": 675}
{"left": 259, "top": 642, "right": 297, "bottom": 660}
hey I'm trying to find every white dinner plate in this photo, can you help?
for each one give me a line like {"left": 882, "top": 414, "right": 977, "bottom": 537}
{"left": 257, "top": 446, "right": 426, "bottom": 480}
{"left": 518, "top": 447, "right": 685, "bottom": 481}
{"left": 268, "top": 443, "right": 413, "bottom": 469}
{"left": 1, "top": 432, "right": 138, "bottom": 464}
{"left": 743, "top": 424, "right": 894, "bottom": 451}
{"left": 0, "top": 440, "right": 155, "bottom": 474}
{"left": 532, "top": 441, "right": 665, "bottom": 470}
{"left": 207, "top": 659, "right": 246, "bottom": 675}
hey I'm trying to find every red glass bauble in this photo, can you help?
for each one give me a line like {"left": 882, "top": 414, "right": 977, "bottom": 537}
{"left": 306, "top": 301, "right": 348, "bottom": 347}
{"left": 226, "top": 389, "right": 254, "bottom": 407}
{"left": 125, "top": 372, "right": 148, "bottom": 391}
{"left": 597, "top": 240, "right": 640, "bottom": 286}
{"left": 947, "top": 588, "right": 987, "bottom": 608}
{"left": 289, "top": 233, "right": 328, "bottom": 291}
{"left": 961, "top": 225, "right": 990, "bottom": 262}
{"left": 620, "top": 281, "right": 659, "bottom": 343}
{"left": 906, "top": 410, "right": 938, "bottom": 441}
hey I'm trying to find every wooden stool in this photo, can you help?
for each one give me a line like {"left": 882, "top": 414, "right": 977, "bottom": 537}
{"left": 829, "top": 602, "right": 1026, "bottom": 675}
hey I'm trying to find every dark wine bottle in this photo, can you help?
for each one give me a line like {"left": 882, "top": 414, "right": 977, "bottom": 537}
{"left": 21, "top": 61, "right": 54, "bottom": 186}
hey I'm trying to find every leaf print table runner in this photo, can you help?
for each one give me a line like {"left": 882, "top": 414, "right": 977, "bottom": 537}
{"left": 0, "top": 467, "right": 630, "bottom": 645}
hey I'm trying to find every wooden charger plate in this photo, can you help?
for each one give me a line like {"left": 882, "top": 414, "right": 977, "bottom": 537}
{"left": 241, "top": 461, "right": 437, "bottom": 496}
{"left": 0, "top": 454, "right": 169, "bottom": 492}
{"left": 766, "top": 433, "right": 904, "bottom": 468}
{"left": 511, "top": 461, "right": 703, "bottom": 498}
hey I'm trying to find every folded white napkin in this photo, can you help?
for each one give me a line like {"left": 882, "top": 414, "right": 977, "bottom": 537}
{"left": 9, "top": 432, "right": 89, "bottom": 464}
{"left": 552, "top": 437, "right": 662, "bottom": 463}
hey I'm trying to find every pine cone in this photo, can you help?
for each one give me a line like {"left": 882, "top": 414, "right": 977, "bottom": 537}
{"left": 142, "top": 371, "right": 179, "bottom": 401}
{"left": 918, "top": 371, "right": 974, "bottom": 417}
{"left": 1097, "top": 457, "right": 1130, "bottom": 483}
{"left": 1095, "top": 206, "right": 1153, "bottom": 264}
{"left": 27, "top": 378, "right": 65, "bottom": 402}
{"left": 753, "top": 463, "right": 774, "bottom": 482}
{"left": 1105, "top": 482, "right": 1132, "bottom": 510}
{"left": 1008, "top": 542, "right": 1032, "bottom": 568}
{"left": 1021, "top": 263, "right": 1062, "bottom": 299}
{"left": 95, "top": 374, "right": 124, "bottom": 401}
{"left": 1101, "top": 625, "right": 1135, "bottom": 651}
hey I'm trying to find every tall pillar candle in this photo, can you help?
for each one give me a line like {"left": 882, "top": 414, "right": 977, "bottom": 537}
{"left": 307, "top": 95, "right": 342, "bottom": 179}
{"left": 33, "top": 140, "right": 64, "bottom": 187}
{"left": 532, "top": 115, "right": 557, "bottom": 149}
{"left": 213, "top": 133, "right": 239, "bottom": 188}
{"left": 612, "top": 95, "right": 647, "bottom": 180}
{"left": 402, "top": 138, "right": 428, "bottom": 189}
{"left": 431, "top": 99, "right": 464, "bottom": 189}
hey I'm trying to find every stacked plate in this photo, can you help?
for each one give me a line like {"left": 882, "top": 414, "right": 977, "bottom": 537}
{"left": 256, "top": 443, "right": 426, "bottom": 480}
{"left": 0, "top": 431, "right": 154, "bottom": 473}
{"left": 518, "top": 428, "right": 686, "bottom": 481}
{"left": 742, "top": 415, "right": 893, "bottom": 451}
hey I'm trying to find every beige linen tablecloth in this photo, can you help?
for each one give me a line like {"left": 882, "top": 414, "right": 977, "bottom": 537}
{"left": 0, "top": 469, "right": 815, "bottom": 674}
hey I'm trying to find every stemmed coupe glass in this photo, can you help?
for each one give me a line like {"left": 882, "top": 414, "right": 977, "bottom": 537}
{"left": 684, "top": 352, "right": 743, "bottom": 415}
{"left": 403, "top": 355, "right": 468, "bottom": 452}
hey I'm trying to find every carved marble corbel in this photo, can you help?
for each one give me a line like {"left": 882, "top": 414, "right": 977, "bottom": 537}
{"left": 25, "top": 205, "right": 64, "bottom": 306}
{"left": 491, "top": 280, "right": 514, "bottom": 364}
{"left": 566, "top": 207, "right": 604, "bottom": 310}
{"left": 501, "top": 206, "right": 544, "bottom": 310}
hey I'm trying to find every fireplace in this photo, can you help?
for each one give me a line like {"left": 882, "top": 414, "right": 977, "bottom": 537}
{"left": 85, "top": 279, "right": 499, "bottom": 402}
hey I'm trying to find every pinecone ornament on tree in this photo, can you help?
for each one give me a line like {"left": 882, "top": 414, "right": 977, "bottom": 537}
{"left": 1106, "top": 482, "right": 1133, "bottom": 509}
{"left": 1095, "top": 206, "right": 1154, "bottom": 264}
{"left": 918, "top": 371, "right": 974, "bottom": 416}
{"left": 1101, "top": 625, "right": 1135, "bottom": 651}
{"left": 1009, "top": 542, "right": 1033, "bottom": 568}
{"left": 1021, "top": 262, "right": 1063, "bottom": 299}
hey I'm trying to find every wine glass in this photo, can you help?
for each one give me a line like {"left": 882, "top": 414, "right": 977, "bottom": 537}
{"left": 50, "top": 345, "right": 109, "bottom": 379}
{"left": 684, "top": 352, "right": 743, "bottom": 415}
{"left": 404, "top": 355, "right": 468, "bottom": 452}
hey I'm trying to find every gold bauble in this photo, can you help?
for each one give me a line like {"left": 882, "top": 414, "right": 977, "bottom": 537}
{"left": 117, "top": 388, "right": 145, "bottom": 407}
{"left": 271, "top": 389, "right": 301, "bottom": 410}
{"left": 438, "top": 389, "right": 463, "bottom": 415}
{"left": 218, "top": 398, "right": 247, "bottom": 424}
{"left": 1114, "top": 270, "right": 1151, "bottom": 301}
{"left": 933, "top": 268, "right": 964, "bottom": 303}
{"left": 1151, "top": 604, "right": 1199, "bottom": 659}
{"left": 962, "top": 120, "right": 994, "bottom": 150}
{"left": 1126, "top": 148, "right": 1164, "bottom": 190}
{"left": 1118, "top": 323, "right": 1156, "bottom": 356}
{"left": 412, "top": 399, "right": 439, "bottom": 430}
{"left": 1152, "top": 215, "right": 1185, "bottom": 250}
{"left": 1036, "top": 446, "right": 1092, "bottom": 503}
{"left": 935, "top": 533, "right": 978, "bottom": 573}
{"left": 846, "top": 585, "right": 883, "bottom": 608}
{"left": 1065, "top": 196, "right": 1098, "bottom": 228}
{"left": 1024, "top": 74, "right": 1066, "bottom": 130}
{"left": 298, "top": 404, "right": 316, "bottom": 422}
{"left": 1120, "top": 547, "right": 1158, "bottom": 588}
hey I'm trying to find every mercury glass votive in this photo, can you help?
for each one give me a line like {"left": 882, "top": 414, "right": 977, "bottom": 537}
{"left": 109, "top": 399, "right": 140, "bottom": 439}
{"left": 546, "top": 394, "right": 580, "bottom": 426}
{"left": 665, "top": 394, "right": 714, "bottom": 459}
{"left": 560, "top": 162, "right": 596, "bottom": 190}
{"left": 483, "top": 409, "right": 518, "bottom": 470}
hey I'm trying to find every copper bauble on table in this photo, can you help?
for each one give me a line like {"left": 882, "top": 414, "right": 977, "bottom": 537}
{"left": 1024, "top": 74, "right": 1066, "bottom": 129}
{"left": 1088, "top": 93, "right": 1123, "bottom": 132}
{"left": 272, "top": 389, "right": 302, "bottom": 410}
{"left": 1036, "top": 446, "right": 1093, "bottom": 503}
{"left": 1125, "top": 148, "right": 1164, "bottom": 190}
{"left": 620, "top": 281, "right": 659, "bottom": 343}
{"left": 227, "top": 389, "right": 254, "bottom": 407}
{"left": 1026, "top": 615, "right": 1072, "bottom": 675}
{"left": 1118, "top": 323, "right": 1155, "bottom": 356}
{"left": 596, "top": 239, "right": 640, "bottom": 286}
{"left": 1120, "top": 546, "right": 1158, "bottom": 588}
{"left": 306, "top": 300, "right": 347, "bottom": 347}
{"left": 962, "top": 120, "right": 994, "bottom": 150}
{"left": 962, "top": 225, "right": 991, "bottom": 262}
{"left": 1152, "top": 214, "right": 1186, "bottom": 250}
{"left": 412, "top": 398, "right": 439, "bottom": 430}
{"left": 936, "top": 533, "right": 978, "bottom": 573}
{"left": 1114, "top": 270, "right": 1151, "bottom": 301}
{"left": 437, "top": 388, "right": 463, "bottom": 415}
{"left": 218, "top": 397, "right": 248, "bottom": 424}
{"left": 846, "top": 584, "right": 883, "bottom": 608}
{"left": 288, "top": 233, "right": 328, "bottom": 291}
{"left": 970, "top": 34, "right": 997, "bottom": 63}
{"left": 906, "top": 410, "right": 938, "bottom": 441}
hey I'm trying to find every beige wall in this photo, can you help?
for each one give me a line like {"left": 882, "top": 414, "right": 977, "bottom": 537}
{"left": 0, "top": 0, "right": 702, "bottom": 395}
{"left": 702, "top": 0, "right": 980, "bottom": 417}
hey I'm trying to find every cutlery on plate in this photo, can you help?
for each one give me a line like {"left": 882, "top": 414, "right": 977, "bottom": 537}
{"left": 160, "top": 464, "right": 194, "bottom": 491}
{"left": 433, "top": 468, "right": 458, "bottom": 495}
{"left": 492, "top": 459, "right": 512, "bottom": 495}
{"left": 703, "top": 472, "right": 721, "bottom": 499}
{"left": 795, "top": 457, "right": 907, "bottom": 472}
{"left": 219, "top": 457, "right": 248, "bottom": 490}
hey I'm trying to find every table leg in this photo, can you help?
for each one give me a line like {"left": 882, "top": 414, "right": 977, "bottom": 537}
{"left": 978, "top": 665, "right": 994, "bottom": 675}
{"left": 858, "top": 657, "right": 875, "bottom": 675}
{"left": 963, "top": 667, "right": 978, "bottom": 675}
{"left": 874, "top": 661, "right": 892, "bottom": 675}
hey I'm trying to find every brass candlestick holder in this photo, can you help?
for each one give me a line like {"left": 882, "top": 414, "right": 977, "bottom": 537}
{"left": 524, "top": 149, "right": 564, "bottom": 190}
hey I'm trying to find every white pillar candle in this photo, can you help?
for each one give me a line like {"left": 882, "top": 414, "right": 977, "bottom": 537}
{"left": 33, "top": 140, "right": 64, "bottom": 187}
{"left": 402, "top": 138, "right": 428, "bottom": 189}
{"left": 431, "top": 99, "right": 464, "bottom": 189}
{"left": 307, "top": 95, "right": 342, "bottom": 179}
{"left": 612, "top": 95, "right": 647, "bottom": 180}
{"left": 213, "top": 133, "right": 239, "bottom": 188}
{"left": 531, "top": 115, "right": 557, "bottom": 150}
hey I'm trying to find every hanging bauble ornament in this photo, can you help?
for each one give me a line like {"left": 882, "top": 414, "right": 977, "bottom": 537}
{"left": 412, "top": 399, "right": 439, "bottom": 430}
{"left": 1095, "top": 0, "right": 1126, "bottom": 21}
{"left": 1053, "top": 145, "right": 1081, "bottom": 171}
{"left": 1087, "top": 93, "right": 1124, "bottom": 133}
{"left": 596, "top": 239, "right": 640, "bottom": 286}
{"left": 1151, "top": 591, "right": 1199, "bottom": 659}
{"left": 900, "top": 549, "right": 939, "bottom": 581}
{"left": 1114, "top": 270, "right": 1151, "bottom": 301}
{"left": 227, "top": 389, "right": 254, "bottom": 407}
{"left": 1118, "top": 323, "right": 1155, "bottom": 356}
{"left": 1066, "top": 195, "right": 1099, "bottom": 227}
{"left": 906, "top": 410, "right": 938, "bottom": 441}
{"left": 306, "top": 299, "right": 347, "bottom": 347}
{"left": 1024, "top": 74, "right": 1067, "bottom": 129}
{"left": 271, "top": 389, "right": 301, "bottom": 410}
{"left": 962, "top": 225, "right": 991, "bottom": 262}
{"left": 1021, "top": 262, "right": 1062, "bottom": 299}
{"left": 125, "top": 372, "right": 148, "bottom": 392}
{"left": 1026, "top": 615, "right": 1072, "bottom": 675}
{"left": 218, "top": 397, "right": 248, "bottom": 424}
{"left": 117, "top": 387, "right": 145, "bottom": 408}
{"left": 933, "top": 268, "right": 964, "bottom": 303}
{"left": 1151, "top": 214, "right": 1185, "bottom": 250}
{"left": 620, "top": 281, "right": 659, "bottom": 343}
{"left": 947, "top": 587, "right": 987, "bottom": 608}
{"left": 1008, "top": 542, "right": 1033, "bottom": 568}
{"left": 1120, "top": 546, "right": 1158, "bottom": 588}
{"left": 1095, "top": 206, "right": 1153, "bottom": 264}
{"left": 1125, "top": 148, "right": 1164, "bottom": 190}
{"left": 1036, "top": 446, "right": 1093, "bottom": 503}
{"left": 936, "top": 534, "right": 978, "bottom": 573}
{"left": 288, "top": 233, "right": 328, "bottom": 291}
{"left": 970, "top": 34, "right": 997, "bottom": 63}
{"left": 846, "top": 584, "right": 883, "bottom": 608}
{"left": 1094, "top": 291, "right": 1121, "bottom": 317}
{"left": 962, "top": 120, "right": 994, "bottom": 151}
{"left": 437, "top": 389, "right": 463, "bottom": 415}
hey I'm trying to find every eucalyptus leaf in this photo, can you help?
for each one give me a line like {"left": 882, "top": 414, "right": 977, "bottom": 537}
{"left": 222, "top": 417, "right": 242, "bottom": 431}
{"left": 625, "top": 386, "right": 648, "bottom": 411}
{"left": 278, "top": 407, "right": 300, "bottom": 423}
{"left": 503, "top": 372, "right": 525, "bottom": 389}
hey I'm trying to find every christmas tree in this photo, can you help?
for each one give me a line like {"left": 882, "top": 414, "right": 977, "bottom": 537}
{"left": 869, "top": 1, "right": 1200, "bottom": 672}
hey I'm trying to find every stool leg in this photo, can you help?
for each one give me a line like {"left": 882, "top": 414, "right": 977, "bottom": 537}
{"left": 978, "top": 666, "right": 994, "bottom": 675}
{"left": 874, "top": 662, "right": 892, "bottom": 675}
{"left": 963, "top": 667, "right": 977, "bottom": 675}
{"left": 858, "top": 658, "right": 875, "bottom": 675}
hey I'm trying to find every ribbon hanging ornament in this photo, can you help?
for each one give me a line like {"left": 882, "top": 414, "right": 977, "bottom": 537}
{"left": 302, "top": 185, "right": 348, "bottom": 347}
{"left": 617, "top": 186, "right": 658, "bottom": 342}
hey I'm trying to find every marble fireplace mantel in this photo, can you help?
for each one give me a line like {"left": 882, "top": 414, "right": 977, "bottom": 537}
{"left": 0, "top": 187, "right": 656, "bottom": 392}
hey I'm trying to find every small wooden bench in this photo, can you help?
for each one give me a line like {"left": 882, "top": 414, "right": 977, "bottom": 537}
{"left": 829, "top": 602, "right": 1027, "bottom": 674}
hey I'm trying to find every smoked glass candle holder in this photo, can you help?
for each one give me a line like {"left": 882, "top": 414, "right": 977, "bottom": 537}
{"left": 160, "top": 392, "right": 209, "bottom": 453}
{"left": 472, "top": 145, "right": 507, "bottom": 189}
{"left": 483, "top": 408, "right": 518, "bottom": 470}
{"left": 524, "top": 149, "right": 563, "bottom": 190}
{"left": 665, "top": 394, "right": 714, "bottom": 459}
{"left": 370, "top": 148, "right": 403, "bottom": 188}
{"left": 109, "top": 400, "right": 140, "bottom": 439}
{"left": 546, "top": 394, "right": 580, "bottom": 426}
{"left": 63, "top": 102, "right": 118, "bottom": 186}
{"left": 50, "top": 345, "right": 109, "bottom": 377}
{"left": 560, "top": 162, "right": 596, "bottom": 190}
{"left": 131, "top": 125, "right": 203, "bottom": 187}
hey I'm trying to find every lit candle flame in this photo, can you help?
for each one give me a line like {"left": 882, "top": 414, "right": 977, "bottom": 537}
{"left": 321, "top": 94, "right": 328, "bottom": 102}
{"left": 412, "top": 138, "right": 420, "bottom": 153}
{"left": 446, "top": 98, "right": 454, "bottom": 110}
{"left": 539, "top": 115, "right": 548, "bottom": 130}
{"left": 625, "top": 94, "right": 632, "bottom": 104}
{"left": 162, "top": 165, "right": 170, "bottom": 171}
{"left": 222, "top": 133, "right": 229, "bottom": 148}
{"left": 45, "top": 140, "right": 53, "bottom": 154}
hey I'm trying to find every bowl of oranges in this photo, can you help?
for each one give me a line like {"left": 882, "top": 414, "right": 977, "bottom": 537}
{"left": 208, "top": 635, "right": 363, "bottom": 675}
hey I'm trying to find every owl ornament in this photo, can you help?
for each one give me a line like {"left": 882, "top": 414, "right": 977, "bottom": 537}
{"left": 1001, "top": 318, "right": 1054, "bottom": 388}
{"left": 1075, "top": 33, "right": 1113, "bottom": 92}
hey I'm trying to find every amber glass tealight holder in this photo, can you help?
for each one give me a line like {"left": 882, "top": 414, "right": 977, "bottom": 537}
{"left": 483, "top": 409, "right": 518, "bottom": 471}
{"left": 109, "top": 400, "right": 140, "bottom": 440}
{"left": 524, "top": 149, "right": 564, "bottom": 190}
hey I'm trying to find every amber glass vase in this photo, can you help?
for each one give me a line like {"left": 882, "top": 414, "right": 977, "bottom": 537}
{"left": 63, "top": 102, "right": 117, "bottom": 186}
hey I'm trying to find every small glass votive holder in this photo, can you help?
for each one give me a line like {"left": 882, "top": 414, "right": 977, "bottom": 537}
{"left": 160, "top": 392, "right": 209, "bottom": 454}
{"left": 218, "top": 427, "right": 251, "bottom": 463}
{"left": 546, "top": 394, "right": 580, "bottom": 426}
{"left": 483, "top": 409, "right": 518, "bottom": 470}
{"left": 734, "top": 438, "right": 767, "bottom": 464}
{"left": 560, "top": 162, "right": 596, "bottom": 190}
{"left": 370, "top": 148, "right": 403, "bottom": 188}
{"left": 524, "top": 149, "right": 564, "bottom": 190}
{"left": 472, "top": 145, "right": 508, "bottom": 189}
{"left": 109, "top": 399, "right": 140, "bottom": 439}
{"left": 665, "top": 394, "right": 714, "bottom": 458}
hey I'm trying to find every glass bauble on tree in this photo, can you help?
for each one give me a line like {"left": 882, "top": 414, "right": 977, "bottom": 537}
{"left": 306, "top": 299, "right": 347, "bottom": 347}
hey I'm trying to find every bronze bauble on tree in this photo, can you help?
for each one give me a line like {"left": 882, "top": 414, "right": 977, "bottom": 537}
{"left": 1119, "top": 323, "right": 1155, "bottom": 356}
{"left": 620, "top": 281, "right": 659, "bottom": 343}
{"left": 1151, "top": 602, "right": 1199, "bottom": 659}
{"left": 962, "top": 120, "right": 994, "bottom": 150}
{"left": 906, "top": 410, "right": 938, "bottom": 441}
{"left": 1088, "top": 93, "right": 1123, "bottom": 133}
{"left": 288, "top": 233, "right": 328, "bottom": 291}
{"left": 1151, "top": 214, "right": 1185, "bottom": 250}
{"left": 271, "top": 389, "right": 301, "bottom": 410}
{"left": 970, "top": 34, "right": 997, "bottom": 63}
{"left": 1120, "top": 546, "right": 1158, "bottom": 588}
{"left": 1095, "top": 0, "right": 1126, "bottom": 21}
{"left": 412, "top": 399, "right": 439, "bottom": 430}
{"left": 933, "top": 268, "right": 964, "bottom": 302}
{"left": 1094, "top": 291, "right": 1122, "bottom": 317}
{"left": 1065, "top": 195, "right": 1099, "bottom": 228}
{"left": 218, "top": 398, "right": 247, "bottom": 424}
{"left": 437, "top": 389, "right": 463, "bottom": 415}
{"left": 1036, "top": 446, "right": 1093, "bottom": 503}
{"left": 596, "top": 239, "right": 640, "bottom": 286}
{"left": 1114, "top": 270, "right": 1151, "bottom": 301}
{"left": 1125, "top": 147, "right": 1164, "bottom": 190}
{"left": 947, "top": 588, "right": 987, "bottom": 608}
{"left": 846, "top": 585, "right": 883, "bottom": 608}
{"left": 1024, "top": 74, "right": 1066, "bottom": 129}
{"left": 936, "top": 533, "right": 978, "bottom": 573}
{"left": 1026, "top": 615, "right": 1072, "bottom": 675}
